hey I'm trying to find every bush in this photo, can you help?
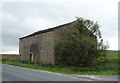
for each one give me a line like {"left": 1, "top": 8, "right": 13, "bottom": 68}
{"left": 55, "top": 18, "right": 108, "bottom": 66}
{"left": 55, "top": 33, "right": 98, "bottom": 66}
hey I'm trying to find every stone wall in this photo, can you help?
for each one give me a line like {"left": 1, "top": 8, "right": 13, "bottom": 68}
{"left": 19, "top": 31, "right": 55, "bottom": 64}
{"left": 19, "top": 22, "right": 77, "bottom": 64}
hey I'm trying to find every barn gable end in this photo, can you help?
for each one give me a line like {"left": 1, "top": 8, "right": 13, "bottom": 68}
{"left": 19, "top": 21, "right": 75, "bottom": 64}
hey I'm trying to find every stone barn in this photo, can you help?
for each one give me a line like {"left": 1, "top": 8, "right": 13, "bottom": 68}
{"left": 19, "top": 20, "right": 95, "bottom": 65}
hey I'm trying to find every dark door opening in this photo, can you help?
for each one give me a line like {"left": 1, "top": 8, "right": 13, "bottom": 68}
{"left": 30, "top": 53, "right": 34, "bottom": 61}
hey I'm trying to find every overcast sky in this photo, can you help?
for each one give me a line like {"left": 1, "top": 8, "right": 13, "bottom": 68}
{"left": 0, "top": 0, "right": 119, "bottom": 54}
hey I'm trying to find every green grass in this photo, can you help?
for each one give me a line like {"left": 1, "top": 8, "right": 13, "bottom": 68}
{"left": 2, "top": 51, "right": 119, "bottom": 75}
{"left": 1, "top": 54, "right": 19, "bottom": 61}
{"left": 106, "top": 51, "right": 118, "bottom": 60}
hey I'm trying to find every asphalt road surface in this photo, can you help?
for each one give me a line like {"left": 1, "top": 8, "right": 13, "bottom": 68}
{"left": 2, "top": 64, "right": 85, "bottom": 81}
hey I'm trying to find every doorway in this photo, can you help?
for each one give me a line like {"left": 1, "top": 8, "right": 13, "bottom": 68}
{"left": 30, "top": 53, "right": 34, "bottom": 61}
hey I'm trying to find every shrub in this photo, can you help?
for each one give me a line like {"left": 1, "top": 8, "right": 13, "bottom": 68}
{"left": 55, "top": 33, "right": 98, "bottom": 66}
{"left": 55, "top": 18, "right": 108, "bottom": 66}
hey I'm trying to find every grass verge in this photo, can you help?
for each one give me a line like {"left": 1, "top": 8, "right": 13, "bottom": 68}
{"left": 2, "top": 51, "right": 119, "bottom": 75}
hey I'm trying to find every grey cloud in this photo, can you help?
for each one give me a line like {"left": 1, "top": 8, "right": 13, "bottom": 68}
{"left": 1, "top": 1, "right": 118, "bottom": 53}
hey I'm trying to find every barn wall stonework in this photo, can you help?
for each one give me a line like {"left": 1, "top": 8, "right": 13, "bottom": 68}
{"left": 19, "top": 22, "right": 75, "bottom": 64}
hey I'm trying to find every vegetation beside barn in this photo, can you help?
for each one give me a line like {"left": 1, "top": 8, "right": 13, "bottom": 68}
{"left": 2, "top": 51, "right": 119, "bottom": 75}
{"left": 55, "top": 18, "right": 109, "bottom": 66}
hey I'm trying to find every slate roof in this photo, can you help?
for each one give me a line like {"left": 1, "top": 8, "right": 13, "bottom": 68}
{"left": 20, "top": 21, "right": 73, "bottom": 39}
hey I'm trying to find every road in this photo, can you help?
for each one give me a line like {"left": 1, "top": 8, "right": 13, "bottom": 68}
{"left": 2, "top": 64, "right": 85, "bottom": 81}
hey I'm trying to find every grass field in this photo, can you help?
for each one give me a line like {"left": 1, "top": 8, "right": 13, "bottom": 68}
{"left": 1, "top": 51, "right": 119, "bottom": 75}
{"left": 0, "top": 54, "right": 19, "bottom": 61}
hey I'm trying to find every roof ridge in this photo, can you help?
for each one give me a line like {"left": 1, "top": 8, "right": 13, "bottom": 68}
{"left": 20, "top": 21, "right": 75, "bottom": 39}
